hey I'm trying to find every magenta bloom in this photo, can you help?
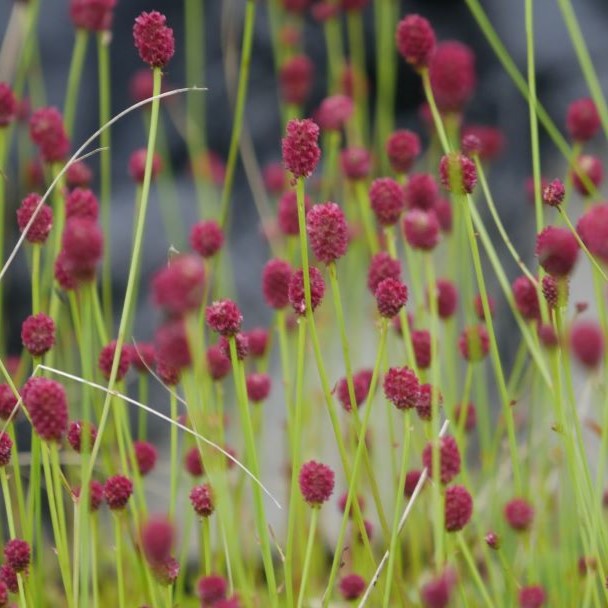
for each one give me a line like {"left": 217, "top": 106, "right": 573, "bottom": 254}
{"left": 152, "top": 254, "right": 206, "bottom": 316}
{"left": 386, "top": 129, "right": 421, "bottom": 173}
{"left": 395, "top": 14, "right": 436, "bottom": 69}
{"left": 383, "top": 367, "right": 420, "bottom": 410}
{"left": 439, "top": 152, "right": 477, "bottom": 194}
{"left": 206, "top": 300, "right": 243, "bottom": 337}
{"left": 566, "top": 98, "right": 600, "bottom": 142}
{"left": 190, "top": 220, "right": 224, "bottom": 258}
{"left": 429, "top": 41, "right": 476, "bottom": 113}
{"left": 22, "top": 378, "right": 69, "bottom": 442}
{"left": 306, "top": 202, "right": 348, "bottom": 264}
{"left": 133, "top": 11, "right": 175, "bottom": 68}
{"left": 279, "top": 55, "right": 314, "bottom": 105}
{"left": 70, "top": 0, "right": 116, "bottom": 31}
{"left": 369, "top": 177, "right": 406, "bottom": 226}
{"left": 29, "top": 107, "right": 70, "bottom": 163}
{"left": 21, "top": 313, "right": 56, "bottom": 357}
{"left": 444, "top": 485, "right": 473, "bottom": 532}
{"left": 104, "top": 475, "right": 133, "bottom": 510}
{"left": 282, "top": 119, "right": 321, "bottom": 179}
{"left": 367, "top": 252, "right": 401, "bottom": 294}
{"left": 422, "top": 435, "right": 461, "bottom": 484}
{"left": 375, "top": 278, "right": 408, "bottom": 318}
{"left": 17, "top": 193, "right": 53, "bottom": 244}
{"left": 190, "top": 484, "right": 215, "bottom": 517}
{"left": 288, "top": 266, "right": 325, "bottom": 316}
{"left": 299, "top": 460, "right": 335, "bottom": 506}
{"left": 535, "top": 226, "right": 579, "bottom": 277}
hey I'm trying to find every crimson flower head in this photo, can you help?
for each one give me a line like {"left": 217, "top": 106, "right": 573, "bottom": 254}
{"left": 455, "top": 403, "right": 477, "bottom": 432}
{"left": 29, "top": 107, "right": 70, "bottom": 163}
{"left": 152, "top": 254, "right": 206, "bottom": 316}
{"left": 206, "top": 299, "right": 243, "bottom": 336}
{"left": 375, "top": 278, "right": 408, "bottom": 318}
{"left": 220, "top": 331, "right": 249, "bottom": 361}
{"left": 395, "top": 14, "right": 436, "bottom": 70}
{"left": 129, "top": 342, "right": 156, "bottom": 373}
{"left": 307, "top": 202, "right": 348, "bottom": 264}
{"left": 444, "top": 485, "right": 473, "bottom": 532}
{"left": 504, "top": 497, "right": 534, "bottom": 531}
{"left": 386, "top": 129, "right": 421, "bottom": 174}
{"left": 439, "top": 152, "right": 477, "bottom": 194}
{"left": 0, "top": 564, "right": 18, "bottom": 594}
{"left": 22, "top": 377, "right": 69, "bottom": 442}
{"left": 244, "top": 328, "right": 269, "bottom": 358}
{"left": 512, "top": 275, "right": 540, "bottom": 320}
{"left": 458, "top": 324, "right": 490, "bottom": 362}
{"left": 566, "top": 98, "right": 600, "bottom": 142}
{"left": 404, "top": 173, "right": 439, "bottom": 210}
{"left": 70, "top": 0, "right": 116, "bottom": 31}
{"left": 535, "top": 226, "right": 579, "bottom": 277}
{"left": 17, "top": 193, "right": 53, "bottom": 244}
{"left": 570, "top": 320, "right": 604, "bottom": 368}
{"left": 21, "top": 313, "right": 56, "bottom": 357}
{"left": 67, "top": 420, "right": 97, "bottom": 453}
{"left": 415, "top": 383, "right": 442, "bottom": 421}
{"left": 0, "top": 83, "right": 17, "bottom": 127}
{"left": 104, "top": 475, "right": 133, "bottom": 510}
{"left": 341, "top": 147, "right": 372, "bottom": 180}
{"left": 0, "top": 385, "right": 19, "bottom": 421}
{"left": 541, "top": 276, "right": 559, "bottom": 309}
{"left": 205, "top": 345, "right": 230, "bottom": 382}
{"left": 317, "top": 95, "right": 354, "bottom": 131}
{"left": 422, "top": 435, "right": 461, "bottom": 484}
{"left": 129, "top": 148, "right": 163, "bottom": 183}
{"left": 435, "top": 198, "right": 453, "bottom": 233}
{"left": 278, "top": 190, "right": 311, "bottom": 236}
{"left": 474, "top": 293, "right": 495, "bottom": 320}
{"left": 519, "top": 585, "right": 546, "bottom": 608}
{"left": 190, "top": 220, "right": 224, "bottom": 258}
{"left": 66, "top": 187, "right": 99, "bottom": 221}
{"left": 184, "top": 447, "right": 204, "bottom": 477}
{"left": 141, "top": 516, "right": 174, "bottom": 566}
{"left": 61, "top": 217, "right": 104, "bottom": 282}
{"left": 73, "top": 479, "right": 105, "bottom": 512}
{"left": 420, "top": 568, "right": 457, "bottom": 608}
{"left": 190, "top": 484, "right": 215, "bottom": 517}
{"left": 402, "top": 209, "right": 441, "bottom": 250}
{"left": 404, "top": 469, "right": 424, "bottom": 497}
{"left": 383, "top": 366, "right": 420, "bottom": 410}
{"left": 133, "top": 11, "right": 175, "bottom": 68}
{"left": 429, "top": 41, "right": 476, "bottom": 113}
{"left": 299, "top": 460, "right": 335, "bottom": 507}
{"left": 282, "top": 119, "right": 321, "bottom": 179}
{"left": 412, "top": 329, "right": 431, "bottom": 369}
{"left": 155, "top": 318, "right": 192, "bottom": 370}
{"left": 428, "top": 279, "right": 458, "bottom": 319}
{"left": 542, "top": 178, "right": 565, "bottom": 207}
{"left": 571, "top": 154, "right": 603, "bottom": 196}
{"left": 367, "top": 252, "right": 401, "bottom": 294}
{"left": 288, "top": 266, "right": 325, "bottom": 316}
{"left": 279, "top": 55, "right": 314, "bottom": 105}
{"left": 66, "top": 160, "right": 93, "bottom": 189}
{"left": 337, "top": 369, "right": 373, "bottom": 412}
{"left": 339, "top": 573, "right": 366, "bottom": 601}
{"left": 134, "top": 440, "right": 158, "bottom": 475}
{"left": 262, "top": 259, "right": 292, "bottom": 309}
{"left": 263, "top": 162, "right": 286, "bottom": 195}
{"left": 246, "top": 373, "right": 271, "bottom": 403}
{"left": 0, "top": 433, "right": 12, "bottom": 467}
{"left": 4, "top": 539, "right": 30, "bottom": 573}
{"left": 198, "top": 574, "right": 227, "bottom": 605}
{"left": 369, "top": 177, "right": 406, "bottom": 226}
{"left": 98, "top": 340, "right": 131, "bottom": 381}
{"left": 461, "top": 125, "right": 505, "bottom": 161}
{"left": 577, "top": 203, "right": 608, "bottom": 264}
{"left": 54, "top": 251, "right": 78, "bottom": 290}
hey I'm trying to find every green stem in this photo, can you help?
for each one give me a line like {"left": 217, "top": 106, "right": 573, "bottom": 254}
{"left": 457, "top": 534, "right": 496, "bottom": 608}
{"left": 64, "top": 29, "right": 89, "bottom": 137}
{"left": 31, "top": 245, "right": 41, "bottom": 314}
{"left": 97, "top": 32, "right": 113, "bottom": 331}
{"left": 229, "top": 336, "right": 278, "bottom": 607}
{"left": 169, "top": 392, "right": 178, "bottom": 520}
{"left": 354, "top": 180, "right": 380, "bottom": 255}
{"left": 296, "top": 508, "right": 319, "bottom": 608}
{"left": 87, "top": 68, "right": 163, "bottom": 480}
{"left": 219, "top": 0, "right": 256, "bottom": 228}
{"left": 113, "top": 515, "right": 126, "bottom": 608}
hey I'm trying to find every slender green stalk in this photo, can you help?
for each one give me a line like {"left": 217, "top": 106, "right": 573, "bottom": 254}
{"left": 346, "top": 11, "right": 369, "bottom": 145}
{"left": 0, "top": 132, "right": 6, "bottom": 354}
{"left": 353, "top": 181, "right": 380, "bottom": 254}
{"left": 97, "top": 32, "right": 113, "bottom": 330}
{"left": 457, "top": 534, "right": 496, "bottom": 608}
{"left": 320, "top": 131, "right": 341, "bottom": 202}
{"left": 284, "top": 318, "right": 307, "bottom": 608}
{"left": 296, "top": 508, "right": 319, "bottom": 608}
{"left": 229, "top": 336, "right": 278, "bottom": 607}
{"left": 169, "top": 391, "right": 178, "bottom": 520}
{"left": 31, "top": 245, "right": 41, "bottom": 314}
{"left": 219, "top": 0, "right": 256, "bottom": 228}
{"left": 113, "top": 515, "right": 126, "bottom": 608}
{"left": 64, "top": 29, "right": 89, "bottom": 137}
{"left": 87, "top": 68, "right": 162, "bottom": 479}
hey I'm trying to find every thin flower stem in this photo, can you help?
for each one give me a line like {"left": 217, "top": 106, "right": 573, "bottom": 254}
{"left": 346, "top": 11, "right": 369, "bottom": 146}
{"left": 323, "top": 320, "right": 388, "bottom": 606}
{"left": 457, "top": 533, "right": 496, "bottom": 608}
{"left": 169, "top": 391, "right": 178, "bottom": 520}
{"left": 97, "top": 32, "right": 113, "bottom": 330}
{"left": 219, "top": 0, "right": 256, "bottom": 228}
{"left": 382, "top": 412, "right": 411, "bottom": 607}
{"left": 229, "top": 336, "right": 279, "bottom": 607}
{"left": 284, "top": 318, "right": 307, "bottom": 608}
{"left": 64, "top": 29, "right": 88, "bottom": 137}
{"left": 0, "top": 469, "right": 27, "bottom": 608}
{"left": 320, "top": 131, "right": 341, "bottom": 202}
{"left": 354, "top": 180, "right": 380, "bottom": 255}
{"left": 87, "top": 67, "right": 163, "bottom": 481}
{"left": 113, "top": 515, "right": 126, "bottom": 608}
{"left": 475, "top": 158, "right": 537, "bottom": 284}
{"left": 296, "top": 507, "right": 319, "bottom": 608}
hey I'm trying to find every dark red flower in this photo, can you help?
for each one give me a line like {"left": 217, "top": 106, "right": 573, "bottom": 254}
{"left": 370, "top": 178, "right": 406, "bottom": 226}
{"left": 307, "top": 202, "right": 348, "bottom": 264}
{"left": 458, "top": 325, "right": 490, "bottom": 362}
{"left": 570, "top": 320, "right": 604, "bottom": 368}
{"left": 129, "top": 342, "right": 156, "bottom": 373}
{"left": 317, "top": 95, "right": 354, "bottom": 131}
{"left": 104, "top": 475, "right": 133, "bottom": 510}
{"left": 66, "top": 161, "right": 93, "bottom": 189}
{"left": 454, "top": 403, "right": 476, "bottom": 432}
{"left": 70, "top": 0, "right": 116, "bottom": 31}
{"left": 571, "top": 154, "right": 603, "bottom": 196}
{"left": 152, "top": 254, "right": 206, "bottom": 316}
{"left": 404, "top": 469, "right": 424, "bottom": 498}
{"left": 244, "top": 328, "right": 269, "bottom": 358}
{"left": 282, "top": 119, "right": 321, "bottom": 179}
{"left": 129, "top": 148, "right": 163, "bottom": 184}
{"left": 263, "top": 162, "right": 286, "bottom": 195}
{"left": 519, "top": 586, "right": 546, "bottom": 608}
{"left": 0, "top": 565, "right": 18, "bottom": 594}
{"left": 155, "top": 319, "right": 192, "bottom": 370}
{"left": 0, "top": 82, "right": 17, "bottom": 127}
{"left": 21, "top": 313, "right": 55, "bottom": 357}
{"left": 61, "top": 217, "right": 103, "bottom": 282}
{"left": 422, "top": 435, "right": 461, "bottom": 484}
{"left": 535, "top": 226, "right": 579, "bottom": 277}
{"left": 566, "top": 98, "right": 600, "bottom": 142}
{"left": 278, "top": 190, "right": 311, "bottom": 237}
{"left": 133, "top": 11, "right": 175, "bottom": 68}
{"left": 504, "top": 498, "right": 534, "bottom": 531}
{"left": 336, "top": 369, "right": 373, "bottom": 412}
{"left": 420, "top": 568, "right": 457, "bottom": 608}
{"left": 439, "top": 152, "right": 477, "bottom": 194}
{"left": 288, "top": 266, "right": 325, "bottom": 316}
{"left": 29, "top": 107, "right": 69, "bottom": 163}
{"left": 375, "top": 278, "right": 408, "bottom": 318}
{"left": 198, "top": 574, "right": 227, "bottom": 604}
{"left": 98, "top": 340, "right": 130, "bottom": 381}
{"left": 577, "top": 203, "right": 608, "bottom": 264}
{"left": 279, "top": 56, "right": 314, "bottom": 105}
{"left": 339, "top": 573, "right": 366, "bottom": 600}
{"left": 219, "top": 333, "right": 249, "bottom": 362}
{"left": 428, "top": 279, "right": 458, "bottom": 319}
{"left": 190, "top": 484, "right": 214, "bottom": 517}
{"left": 0, "top": 385, "right": 18, "bottom": 421}
{"left": 134, "top": 441, "right": 158, "bottom": 476}
{"left": 402, "top": 209, "right": 440, "bottom": 250}
{"left": 299, "top": 460, "right": 335, "bottom": 507}
{"left": 246, "top": 373, "right": 271, "bottom": 403}
{"left": 206, "top": 345, "right": 231, "bottom": 381}
{"left": 461, "top": 125, "right": 504, "bottom": 161}
{"left": 22, "top": 378, "right": 68, "bottom": 442}
{"left": 67, "top": 420, "right": 98, "bottom": 453}
{"left": 190, "top": 220, "right": 224, "bottom": 258}
{"left": 340, "top": 147, "right": 371, "bottom": 180}
{"left": 262, "top": 259, "right": 292, "bottom": 309}
{"left": 17, "top": 193, "right": 53, "bottom": 244}
{"left": 542, "top": 179, "right": 565, "bottom": 207}
{"left": 0, "top": 433, "right": 12, "bottom": 467}
{"left": 140, "top": 516, "right": 174, "bottom": 566}
{"left": 444, "top": 484, "right": 473, "bottom": 531}
{"left": 206, "top": 300, "right": 243, "bottom": 336}
{"left": 411, "top": 329, "right": 431, "bottom": 369}
{"left": 396, "top": 14, "right": 436, "bottom": 69}
{"left": 512, "top": 275, "right": 540, "bottom": 320}
{"left": 383, "top": 367, "right": 420, "bottom": 410}
{"left": 66, "top": 187, "right": 99, "bottom": 221}
{"left": 386, "top": 130, "right": 421, "bottom": 173}
{"left": 367, "top": 252, "right": 401, "bottom": 294}
{"left": 429, "top": 41, "right": 476, "bottom": 113}
{"left": 404, "top": 173, "right": 439, "bottom": 211}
